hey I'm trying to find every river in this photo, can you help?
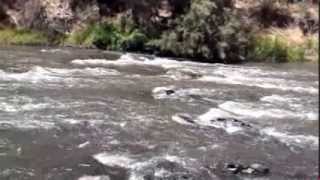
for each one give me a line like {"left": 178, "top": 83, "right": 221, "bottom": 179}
{"left": 0, "top": 46, "right": 318, "bottom": 180}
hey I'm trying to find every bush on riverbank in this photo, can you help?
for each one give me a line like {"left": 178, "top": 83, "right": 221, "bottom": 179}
{"left": 0, "top": 28, "right": 49, "bottom": 45}
{"left": 65, "top": 19, "right": 147, "bottom": 52}
{"left": 149, "top": 0, "right": 250, "bottom": 63}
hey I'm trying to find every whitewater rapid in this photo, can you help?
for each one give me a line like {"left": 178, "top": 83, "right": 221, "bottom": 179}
{"left": 0, "top": 47, "right": 318, "bottom": 180}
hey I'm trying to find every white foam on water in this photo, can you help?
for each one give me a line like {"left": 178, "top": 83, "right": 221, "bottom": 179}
{"left": 154, "top": 168, "right": 172, "bottom": 178}
{"left": 0, "top": 102, "right": 18, "bottom": 112}
{"left": 172, "top": 109, "right": 244, "bottom": 134}
{"left": 0, "top": 120, "right": 55, "bottom": 130}
{"left": 61, "top": 119, "right": 105, "bottom": 126}
{"left": 0, "top": 96, "right": 102, "bottom": 113}
{"left": 261, "top": 128, "right": 319, "bottom": 149}
{"left": 0, "top": 168, "right": 35, "bottom": 178}
{"left": 219, "top": 101, "right": 317, "bottom": 120}
{"left": 71, "top": 59, "right": 122, "bottom": 66}
{"left": 93, "top": 153, "right": 135, "bottom": 168}
{"left": 0, "top": 102, "right": 50, "bottom": 113}
{"left": 197, "top": 108, "right": 243, "bottom": 134}
{"left": 93, "top": 152, "right": 187, "bottom": 180}
{"left": 78, "top": 141, "right": 90, "bottom": 148}
{"left": 0, "top": 66, "right": 120, "bottom": 84}
{"left": 201, "top": 75, "right": 318, "bottom": 94}
{"left": 78, "top": 175, "right": 110, "bottom": 180}
{"left": 48, "top": 67, "right": 120, "bottom": 76}
{"left": 71, "top": 54, "right": 318, "bottom": 95}
{"left": 0, "top": 66, "right": 61, "bottom": 83}
{"left": 197, "top": 108, "right": 236, "bottom": 122}
{"left": 199, "top": 66, "right": 318, "bottom": 94}
{"left": 164, "top": 68, "right": 202, "bottom": 80}
{"left": 163, "top": 154, "right": 185, "bottom": 165}
{"left": 40, "top": 49, "right": 68, "bottom": 53}
{"left": 71, "top": 54, "right": 152, "bottom": 67}
{"left": 71, "top": 54, "right": 190, "bottom": 70}
{"left": 260, "top": 95, "right": 298, "bottom": 103}
{"left": 260, "top": 95, "right": 318, "bottom": 120}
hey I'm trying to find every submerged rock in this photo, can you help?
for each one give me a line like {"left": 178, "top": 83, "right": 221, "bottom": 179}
{"left": 172, "top": 114, "right": 195, "bottom": 125}
{"left": 246, "top": 163, "right": 270, "bottom": 175}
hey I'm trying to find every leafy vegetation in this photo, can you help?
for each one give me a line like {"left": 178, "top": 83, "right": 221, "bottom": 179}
{"left": 0, "top": 0, "right": 318, "bottom": 63}
{"left": 148, "top": 0, "right": 249, "bottom": 63}
{"left": 65, "top": 24, "right": 97, "bottom": 46}
{"left": 65, "top": 16, "right": 147, "bottom": 52}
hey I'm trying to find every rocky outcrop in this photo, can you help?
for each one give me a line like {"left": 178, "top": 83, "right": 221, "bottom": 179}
{"left": 0, "top": 0, "right": 100, "bottom": 33}
{"left": 0, "top": 0, "right": 181, "bottom": 33}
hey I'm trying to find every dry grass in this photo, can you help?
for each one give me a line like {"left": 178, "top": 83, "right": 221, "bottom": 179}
{"left": 0, "top": 28, "right": 49, "bottom": 45}
{"left": 252, "top": 26, "right": 319, "bottom": 62}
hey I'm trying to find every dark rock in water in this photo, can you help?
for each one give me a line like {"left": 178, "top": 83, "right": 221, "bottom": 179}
{"left": 216, "top": 118, "right": 226, "bottom": 122}
{"left": 239, "top": 122, "right": 252, "bottom": 128}
{"left": 166, "top": 90, "right": 176, "bottom": 95}
{"left": 223, "top": 163, "right": 270, "bottom": 176}
{"left": 175, "top": 114, "right": 195, "bottom": 124}
{"left": 211, "top": 118, "right": 252, "bottom": 128}
{"left": 231, "top": 118, "right": 241, "bottom": 123}
{"left": 225, "top": 163, "right": 245, "bottom": 174}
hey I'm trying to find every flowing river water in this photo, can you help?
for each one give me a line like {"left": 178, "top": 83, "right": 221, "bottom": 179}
{"left": 0, "top": 46, "right": 318, "bottom": 180}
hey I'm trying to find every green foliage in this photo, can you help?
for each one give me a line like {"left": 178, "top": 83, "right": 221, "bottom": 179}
{"left": 65, "top": 24, "right": 96, "bottom": 46}
{"left": 93, "top": 23, "right": 121, "bottom": 50}
{"left": 150, "top": 0, "right": 249, "bottom": 63}
{"left": 92, "top": 23, "right": 147, "bottom": 51}
{"left": 250, "top": 35, "right": 308, "bottom": 63}
{"left": 66, "top": 15, "right": 147, "bottom": 51}
{"left": 0, "top": 28, "right": 49, "bottom": 45}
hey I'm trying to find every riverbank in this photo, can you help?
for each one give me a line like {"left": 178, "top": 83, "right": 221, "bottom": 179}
{"left": 0, "top": 0, "right": 318, "bottom": 63}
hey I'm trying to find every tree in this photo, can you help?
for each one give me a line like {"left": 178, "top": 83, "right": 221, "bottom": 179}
{"left": 151, "top": 0, "right": 249, "bottom": 63}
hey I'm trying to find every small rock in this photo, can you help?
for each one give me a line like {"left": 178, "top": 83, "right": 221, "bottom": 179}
{"left": 216, "top": 118, "right": 226, "bottom": 122}
{"left": 240, "top": 122, "right": 252, "bottom": 128}
{"left": 165, "top": 90, "right": 175, "bottom": 95}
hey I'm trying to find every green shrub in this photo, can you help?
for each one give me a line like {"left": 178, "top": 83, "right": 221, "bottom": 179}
{"left": 92, "top": 23, "right": 121, "bottom": 50}
{"left": 91, "top": 22, "right": 147, "bottom": 51}
{"left": 65, "top": 24, "right": 96, "bottom": 46}
{"left": 150, "top": 0, "right": 249, "bottom": 63}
